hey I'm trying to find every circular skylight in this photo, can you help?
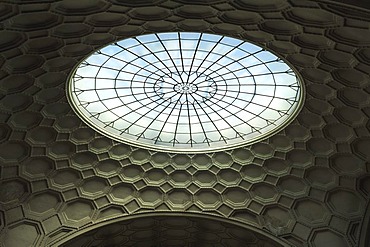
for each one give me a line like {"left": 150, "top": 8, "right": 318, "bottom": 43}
{"left": 68, "top": 32, "right": 304, "bottom": 153}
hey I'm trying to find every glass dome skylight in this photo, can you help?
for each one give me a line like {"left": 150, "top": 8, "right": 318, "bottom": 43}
{"left": 68, "top": 32, "right": 303, "bottom": 153}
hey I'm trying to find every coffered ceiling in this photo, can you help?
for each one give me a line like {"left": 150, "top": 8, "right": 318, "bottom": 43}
{"left": 0, "top": 0, "right": 369, "bottom": 246}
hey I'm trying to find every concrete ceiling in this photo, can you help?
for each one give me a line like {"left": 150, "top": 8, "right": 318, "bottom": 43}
{"left": 0, "top": 0, "right": 369, "bottom": 246}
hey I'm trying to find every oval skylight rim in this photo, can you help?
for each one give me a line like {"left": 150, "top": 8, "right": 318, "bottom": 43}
{"left": 67, "top": 32, "right": 305, "bottom": 154}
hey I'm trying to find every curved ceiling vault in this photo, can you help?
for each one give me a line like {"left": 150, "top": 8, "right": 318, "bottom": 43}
{"left": 0, "top": 0, "right": 369, "bottom": 247}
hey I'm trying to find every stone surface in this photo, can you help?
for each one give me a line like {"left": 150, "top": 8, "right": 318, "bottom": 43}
{"left": 0, "top": 1, "right": 369, "bottom": 247}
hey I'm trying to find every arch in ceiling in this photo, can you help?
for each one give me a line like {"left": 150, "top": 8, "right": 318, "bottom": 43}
{"left": 322, "top": 0, "right": 370, "bottom": 9}
{"left": 55, "top": 212, "right": 289, "bottom": 247}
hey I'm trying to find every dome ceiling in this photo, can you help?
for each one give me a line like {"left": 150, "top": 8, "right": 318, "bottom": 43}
{"left": 68, "top": 32, "right": 304, "bottom": 153}
{"left": 0, "top": 1, "right": 369, "bottom": 247}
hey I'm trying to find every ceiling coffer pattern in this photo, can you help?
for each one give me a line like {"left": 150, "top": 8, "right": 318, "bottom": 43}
{"left": 0, "top": 0, "right": 369, "bottom": 247}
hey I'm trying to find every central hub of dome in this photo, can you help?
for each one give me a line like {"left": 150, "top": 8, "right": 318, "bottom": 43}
{"left": 174, "top": 84, "right": 196, "bottom": 94}
{"left": 155, "top": 72, "right": 215, "bottom": 104}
